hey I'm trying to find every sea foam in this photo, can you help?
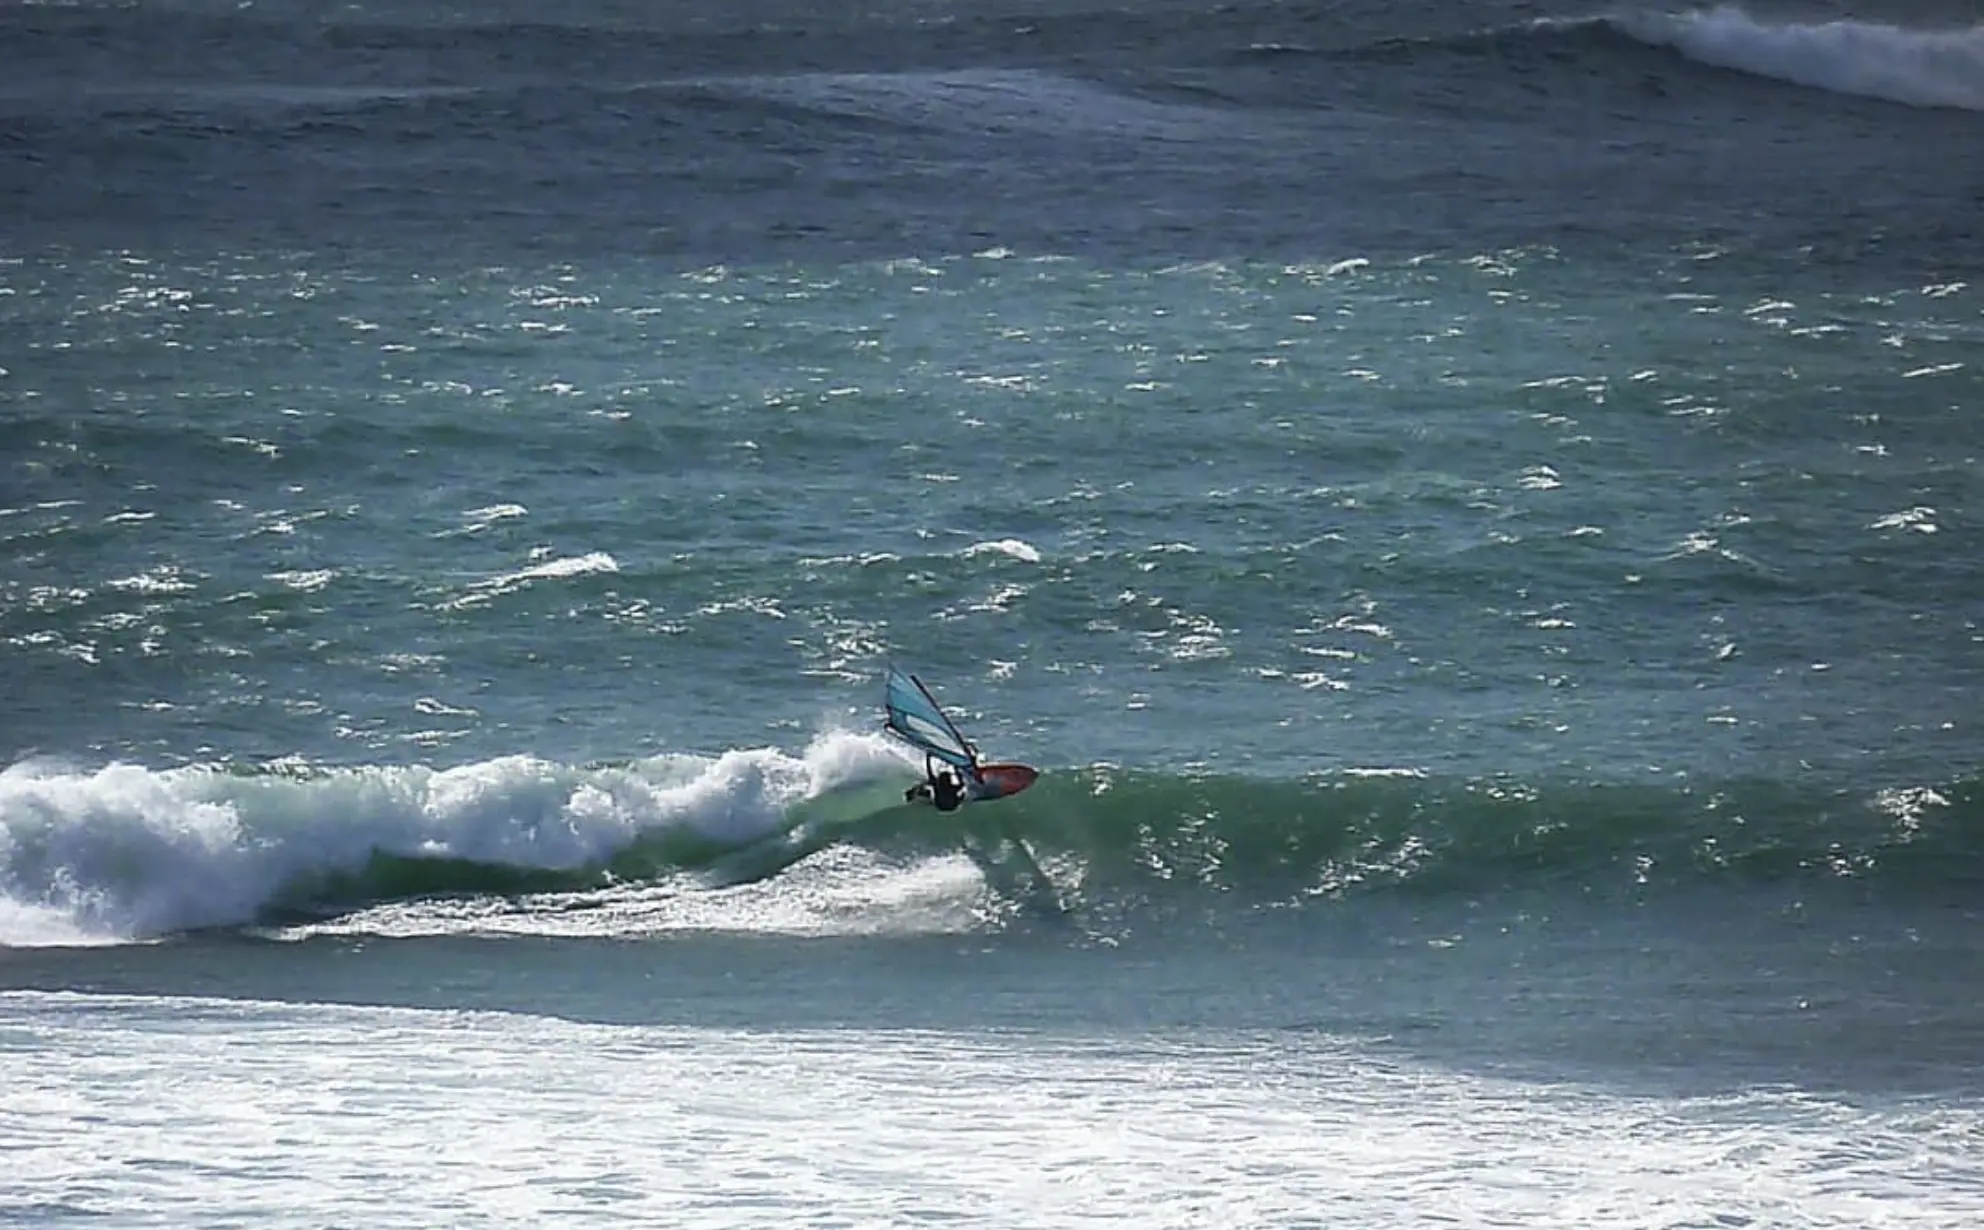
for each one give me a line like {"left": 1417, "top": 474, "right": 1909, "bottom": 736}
{"left": 0, "top": 732, "right": 911, "bottom": 946}
{"left": 1619, "top": 7, "right": 1984, "bottom": 111}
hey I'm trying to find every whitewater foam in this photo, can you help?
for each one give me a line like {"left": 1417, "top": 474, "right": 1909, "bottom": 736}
{"left": 441, "top": 549, "right": 622, "bottom": 609}
{"left": 0, "top": 731, "right": 913, "bottom": 946}
{"left": 1619, "top": 7, "right": 1984, "bottom": 111}
{"left": 271, "top": 846, "right": 993, "bottom": 942}
{"left": 962, "top": 538, "right": 1043, "bottom": 563}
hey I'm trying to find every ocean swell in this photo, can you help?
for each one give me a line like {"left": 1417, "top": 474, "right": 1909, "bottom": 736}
{"left": 1000, "top": 769, "right": 1983, "bottom": 900}
{"left": 4, "top": 745, "right": 1976, "bottom": 946}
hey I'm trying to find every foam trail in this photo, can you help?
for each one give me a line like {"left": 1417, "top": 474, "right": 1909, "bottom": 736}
{"left": 1619, "top": 6, "right": 1984, "bottom": 111}
{"left": 0, "top": 732, "right": 914, "bottom": 946}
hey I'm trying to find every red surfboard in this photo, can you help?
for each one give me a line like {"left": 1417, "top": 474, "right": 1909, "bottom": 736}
{"left": 970, "top": 762, "right": 1040, "bottom": 802}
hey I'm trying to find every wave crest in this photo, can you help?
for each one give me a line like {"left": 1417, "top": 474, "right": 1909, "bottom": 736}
{"left": 0, "top": 735, "right": 909, "bottom": 945}
{"left": 1615, "top": 6, "right": 1984, "bottom": 111}
{"left": 6, "top": 749, "right": 1979, "bottom": 945}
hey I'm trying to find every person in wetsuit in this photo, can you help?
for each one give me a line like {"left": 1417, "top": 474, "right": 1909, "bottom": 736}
{"left": 905, "top": 756, "right": 968, "bottom": 811}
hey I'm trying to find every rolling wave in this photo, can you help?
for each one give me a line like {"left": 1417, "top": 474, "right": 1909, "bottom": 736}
{"left": 0, "top": 735, "right": 913, "bottom": 946}
{"left": 7, "top": 67, "right": 1255, "bottom": 157}
{"left": 1261, "top": 7, "right": 1984, "bottom": 114}
{"left": 9, "top": 3, "right": 1976, "bottom": 157}
{"left": 4, "top": 740, "right": 1975, "bottom": 946}
{"left": 27, "top": 7, "right": 1976, "bottom": 155}
{"left": 1001, "top": 769, "right": 1982, "bottom": 898}
{"left": 1614, "top": 7, "right": 1984, "bottom": 111}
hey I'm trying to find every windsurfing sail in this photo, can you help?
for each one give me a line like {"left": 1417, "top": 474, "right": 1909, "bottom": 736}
{"left": 883, "top": 666, "right": 980, "bottom": 773}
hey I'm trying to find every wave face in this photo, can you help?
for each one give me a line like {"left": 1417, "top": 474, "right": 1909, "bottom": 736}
{"left": 1614, "top": 7, "right": 1984, "bottom": 111}
{"left": 1006, "top": 769, "right": 1983, "bottom": 900}
{"left": 4, "top": 741, "right": 1976, "bottom": 945}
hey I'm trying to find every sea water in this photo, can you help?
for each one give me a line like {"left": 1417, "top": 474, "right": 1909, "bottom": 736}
{"left": 4, "top": 1, "right": 1983, "bottom": 1225}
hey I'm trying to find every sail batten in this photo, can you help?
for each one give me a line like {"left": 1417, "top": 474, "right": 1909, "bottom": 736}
{"left": 883, "top": 667, "right": 978, "bottom": 772}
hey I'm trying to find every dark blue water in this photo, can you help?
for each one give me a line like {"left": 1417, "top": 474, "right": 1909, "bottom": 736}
{"left": 5, "top": 0, "right": 1979, "bottom": 266}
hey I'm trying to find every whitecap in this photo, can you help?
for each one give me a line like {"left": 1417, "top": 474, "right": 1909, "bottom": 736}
{"left": 962, "top": 539, "right": 1042, "bottom": 563}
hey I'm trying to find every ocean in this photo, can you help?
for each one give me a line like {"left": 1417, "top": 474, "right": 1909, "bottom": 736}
{"left": 3, "top": 0, "right": 1982, "bottom": 1224}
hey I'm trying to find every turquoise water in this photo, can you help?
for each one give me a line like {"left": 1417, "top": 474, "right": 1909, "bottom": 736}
{"left": 10, "top": 249, "right": 1978, "bottom": 780}
{"left": 5, "top": 2, "right": 1984, "bottom": 1225}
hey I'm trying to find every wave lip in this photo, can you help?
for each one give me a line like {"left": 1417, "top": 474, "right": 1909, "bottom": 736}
{"left": 1615, "top": 5, "right": 1984, "bottom": 111}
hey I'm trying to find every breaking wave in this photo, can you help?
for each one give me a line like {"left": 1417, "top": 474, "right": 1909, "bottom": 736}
{"left": 1614, "top": 7, "right": 1984, "bottom": 111}
{"left": 4, "top": 743, "right": 1977, "bottom": 946}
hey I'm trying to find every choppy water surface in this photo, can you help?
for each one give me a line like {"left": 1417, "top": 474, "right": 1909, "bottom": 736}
{"left": 4, "top": 0, "right": 1983, "bottom": 1225}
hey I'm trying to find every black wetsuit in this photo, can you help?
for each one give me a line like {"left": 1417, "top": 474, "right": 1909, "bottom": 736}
{"left": 906, "top": 763, "right": 967, "bottom": 811}
{"left": 929, "top": 772, "right": 964, "bottom": 811}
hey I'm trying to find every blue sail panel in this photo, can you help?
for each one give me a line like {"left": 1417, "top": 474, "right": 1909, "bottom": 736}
{"left": 884, "top": 667, "right": 978, "bottom": 771}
